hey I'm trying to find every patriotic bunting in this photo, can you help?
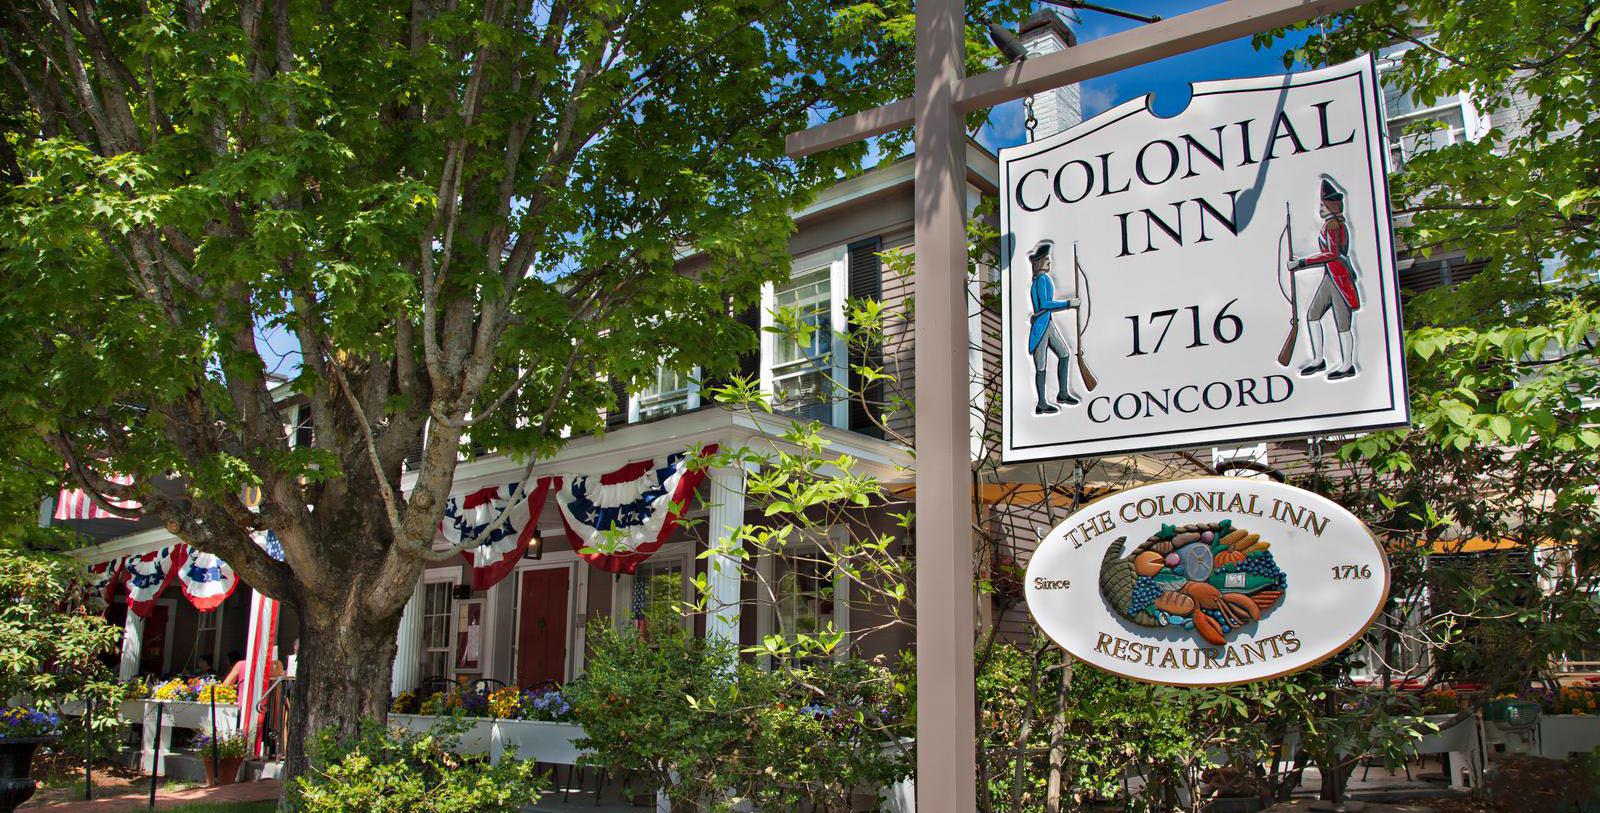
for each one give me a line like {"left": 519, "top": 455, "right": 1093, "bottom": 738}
{"left": 85, "top": 558, "right": 123, "bottom": 603}
{"left": 122, "top": 545, "right": 186, "bottom": 618}
{"left": 177, "top": 549, "right": 239, "bottom": 612}
{"left": 556, "top": 445, "right": 716, "bottom": 574}
{"left": 443, "top": 479, "right": 554, "bottom": 591}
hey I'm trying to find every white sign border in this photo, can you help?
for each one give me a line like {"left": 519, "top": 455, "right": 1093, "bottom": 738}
{"left": 999, "top": 57, "right": 1411, "bottom": 463}
{"left": 1024, "top": 476, "right": 1393, "bottom": 688}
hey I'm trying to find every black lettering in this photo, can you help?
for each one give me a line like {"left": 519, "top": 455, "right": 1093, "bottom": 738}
{"left": 1265, "top": 374, "right": 1293, "bottom": 403}
{"left": 1173, "top": 385, "right": 1201, "bottom": 413}
{"left": 1016, "top": 167, "right": 1051, "bottom": 212}
{"left": 1235, "top": 118, "right": 1258, "bottom": 165}
{"left": 1237, "top": 376, "right": 1261, "bottom": 405}
{"left": 1181, "top": 126, "right": 1229, "bottom": 177}
{"left": 1098, "top": 151, "right": 1130, "bottom": 196}
{"left": 1087, "top": 397, "right": 1112, "bottom": 423}
{"left": 1052, "top": 160, "right": 1094, "bottom": 205}
{"left": 1194, "top": 190, "right": 1242, "bottom": 242}
{"left": 1113, "top": 393, "right": 1141, "bottom": 421}
{"left": 1203, "top": 381, "right": 1233, "bottom": 410}
{"left": 1266, "top": 111, "right": 1308, "bottom": 159}
{"left": 1135, "top": 139, "right": 1181, "bottom": 186}
{"left": 1312, "top": 100, "right": 1357, "bottom": 149}
{"left": 1142, "top": 388, "right": 1170, "bottom": 417}
{"left": 1115, "top": 212, "right": 1135, "bottom": 257}
{"left": 1142, "top": 205, "right": 1183, "bottom": 253}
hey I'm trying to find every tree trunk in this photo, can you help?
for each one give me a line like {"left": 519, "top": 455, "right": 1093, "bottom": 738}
{"left": 1043, "top": 655, "right": 1073, "bottom": 813}
{"left": 282, "top": 598, "right": 406, "bottom": 785}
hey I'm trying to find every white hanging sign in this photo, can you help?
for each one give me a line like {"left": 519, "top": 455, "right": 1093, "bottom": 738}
{"left": 1000, "top": 56, "right": 1408, "bottom": 462}
{"left": 1025, "top": 478, "right": 1388, "bottom": 686}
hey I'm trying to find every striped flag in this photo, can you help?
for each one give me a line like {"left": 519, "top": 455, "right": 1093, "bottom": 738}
{"left": 238, "top": 589, "right": 280, "bottom": 757}
{"left": 54, "top": 474, "right": 140, "bottom": 520}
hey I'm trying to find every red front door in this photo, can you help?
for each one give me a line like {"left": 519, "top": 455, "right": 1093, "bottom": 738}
{"left": 517, "top": 568, "right": 569, "bottom": 687}
{"left": 139, "top": 604, "right": 169, "bottom": 675}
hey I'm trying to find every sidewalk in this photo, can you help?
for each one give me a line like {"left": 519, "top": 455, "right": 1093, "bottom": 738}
{"left": 20, "top": 779, "right": 281, "bottom": 812}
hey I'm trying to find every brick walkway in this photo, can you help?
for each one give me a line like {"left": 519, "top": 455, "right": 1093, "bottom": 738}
{"left": 19, "top": 779, "right": 281, "bottom": 811}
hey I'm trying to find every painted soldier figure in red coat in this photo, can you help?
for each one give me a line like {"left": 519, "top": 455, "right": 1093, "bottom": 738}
{"left": 1291, "top": 178, "right": 1360, "bottom": 380}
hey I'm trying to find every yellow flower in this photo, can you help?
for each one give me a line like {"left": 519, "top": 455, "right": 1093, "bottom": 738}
{"left": 152, "top": 678, "right": 191, "bottom": 701}
{"left": 488, "top": 687, "right": 521, "bottom": 719}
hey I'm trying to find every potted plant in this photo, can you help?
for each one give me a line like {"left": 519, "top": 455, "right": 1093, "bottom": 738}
{"left": 193, "top": 731, "right": 248, "bottom": 786}
{"left": 0, "top": 706, "right": 61, "bottom": 812}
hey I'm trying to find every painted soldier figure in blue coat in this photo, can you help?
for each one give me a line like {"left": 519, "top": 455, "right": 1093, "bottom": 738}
{"left": 1027, "top": 240, "right": 1080, "bottom": 414}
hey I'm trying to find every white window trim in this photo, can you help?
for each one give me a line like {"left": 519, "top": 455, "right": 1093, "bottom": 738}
{"left": 627, "top": 364, "right": 703, "bottom": 423}
{"left": 193, "top": 602, "right": 226, "bottom": 672}
{"left": 767, "top": 526, "right": 851, "bottom": 661}
{"left": 420, "top": 569, "right": 460, "bottom": 683}
{"left": 613, "top": 543, "right": 694, "bottom": 633}
{"left": 761, "top": 245, "right": 850, "bottom": 429}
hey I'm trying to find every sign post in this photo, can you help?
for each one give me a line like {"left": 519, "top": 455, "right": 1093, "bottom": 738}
{"left": 784, "top": 2, "right": 1371, "bottom": 808}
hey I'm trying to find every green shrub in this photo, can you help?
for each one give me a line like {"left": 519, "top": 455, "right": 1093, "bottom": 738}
{"left": 567, "top": 616, "right": 911, "bottom": 812}
{"left": 291, "top": 718, "right": 545, "bottom": 812}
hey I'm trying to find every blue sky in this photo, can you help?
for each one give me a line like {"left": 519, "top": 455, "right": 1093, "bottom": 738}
{"left": 977, "top": 0, "right": 1313, "bottom": 151}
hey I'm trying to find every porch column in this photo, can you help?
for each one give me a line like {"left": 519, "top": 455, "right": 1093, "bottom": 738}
{"left": 118, "top": 610, "right": 144, "bottom": 681}
{"left": 391, "top": 579, "right": 425, "bottom": 696}
{"left": 705, "top": 462, "right": 751, "bottom": 644}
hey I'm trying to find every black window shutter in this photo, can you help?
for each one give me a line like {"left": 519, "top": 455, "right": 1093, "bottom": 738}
{"left": 847, "top": 237, "right": 884, "bottom": 437}
{"left": 735, "top": 300, "right": 762, "bottom": 382}
{"left": 606, "top": 377, "right": 629, "bottom": 428}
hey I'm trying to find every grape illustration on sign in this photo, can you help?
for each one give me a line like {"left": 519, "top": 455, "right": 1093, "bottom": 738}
{"left": 1000, "top": 56, "right": 1409, "bottom": 462}
{"left": 1026, "top": 478, "right": 1388, "bottom": 686}
{"left": 1101, "top": 519, "right": 1287, "bottom": 647}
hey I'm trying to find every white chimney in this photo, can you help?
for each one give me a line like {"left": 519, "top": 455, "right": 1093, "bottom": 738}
{"left": 1019, "top": 12, "right": 1081, "bottom": 141}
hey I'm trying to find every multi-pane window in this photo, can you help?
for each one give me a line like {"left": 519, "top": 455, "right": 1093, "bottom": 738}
{"left": 192, "top": 606, "right": 222, "bottom": 673}
{"left": 421, "top": 580, "right": 453, "bottom": 681}
{"left": 631, "top": 559, "right": 685, "bottom": 628}
{"left": 631, "top": 364, "right": 700, "bottom": 422}
{"left": 767, "top": 256, "right": 845, "bottom": 426}
{"left": 775, "top": 554, "right": 836, "bottom": 638}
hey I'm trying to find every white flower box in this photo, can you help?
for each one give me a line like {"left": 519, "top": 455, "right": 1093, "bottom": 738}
{"left": 1539, "top": 714, "right": 1600, "bottom": 757}
{"left": 385, "top": 713, "right": 494, "bottom": 755}
{"left": 489, "top": 719, "right": 587, "bottom": 765}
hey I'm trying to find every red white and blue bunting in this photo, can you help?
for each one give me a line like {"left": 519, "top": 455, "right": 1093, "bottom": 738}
{"left": 177, "top": 549, "right": 239, "bottom": 612}
{"left": 555, "top": 446, "right": 716, "bottom": 575}
{"left": 121, "top": 545, "right": 186, "bottom": 618}
{"left": 85, "top": 558, "right": 123, "bottom": 604}
{"left": 443, "top": 479, "right": 554, "bottom": 591}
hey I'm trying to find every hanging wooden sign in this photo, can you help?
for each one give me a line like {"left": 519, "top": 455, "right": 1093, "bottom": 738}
{"left": 1026, "top": 478, "right": 1388, "bottom": 686}
{"left": 1000, "top": 56, "right": 1408, "bottom": 462}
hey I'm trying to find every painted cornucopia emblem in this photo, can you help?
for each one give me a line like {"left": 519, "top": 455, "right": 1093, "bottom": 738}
{"left": 1099, "top": 520, "right": 1287, "bottom": 646}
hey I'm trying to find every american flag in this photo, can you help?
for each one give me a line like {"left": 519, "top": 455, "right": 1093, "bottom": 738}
{"left": 54, "top": 474, "right": 140, "bottom": 520}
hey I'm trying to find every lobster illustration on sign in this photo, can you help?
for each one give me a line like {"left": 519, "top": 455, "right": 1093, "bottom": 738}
{"left": 1099, "top": 520, "right": 1288, "bottom": 646}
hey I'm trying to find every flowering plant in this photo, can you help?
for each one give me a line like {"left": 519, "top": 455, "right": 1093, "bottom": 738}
{"left": 1556, "top": 687, "right": 1600, "bottom": 716}
{"left": 153, "top": 677, "right": 196, "bottom": 701}
{"left": 123, "top": 677, "right": 152, "bottom": 700}
{"left": 193, "top": 731, "right": 248, "bottom": 759}
{"left": 0, "top": 707, "right": 61, "bottom": 740}
{"left": 487, "top": 687, "right": 521, "bottom": 719}
{"left": 196, "top": 683, "right": 237, "bottom": 705}
{"left": 525, "top": 689, "right": 571, "bottom": 721}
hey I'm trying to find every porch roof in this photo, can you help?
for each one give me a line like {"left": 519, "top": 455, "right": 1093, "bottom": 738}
{"left": 66, "top": 406, "right": 911, "bottom": 563}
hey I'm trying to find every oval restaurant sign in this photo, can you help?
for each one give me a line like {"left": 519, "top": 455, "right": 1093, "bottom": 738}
{"left": 1026, "top": 478, "right": 1388, "bottom": 686}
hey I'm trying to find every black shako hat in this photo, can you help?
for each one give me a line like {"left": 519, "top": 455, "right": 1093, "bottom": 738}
{"left": 1028, "top": 239, "right": 1054, "bottom": 263}
{"left": 1320, "top": 178, "right": 1344, "bottom": 202}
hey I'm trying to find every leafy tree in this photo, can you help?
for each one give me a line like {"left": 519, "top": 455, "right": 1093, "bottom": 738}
{"left": 1253, "top": 0, "right": 1600, "bottom": 696}
{"left": 0, "top": 0, "right": 1034, "bottom": 782}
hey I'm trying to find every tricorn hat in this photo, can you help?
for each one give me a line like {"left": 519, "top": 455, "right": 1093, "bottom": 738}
{"left": 1028, "top": 239, "right": 1054, "bottom": 263}
{"left": 1319, "top": 178, "right": 1344, "bottom": 202}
